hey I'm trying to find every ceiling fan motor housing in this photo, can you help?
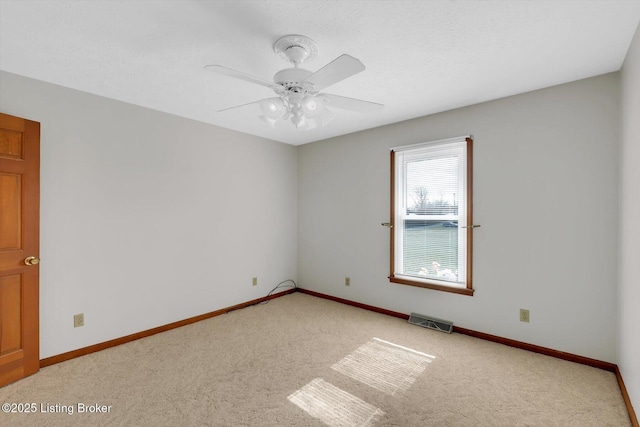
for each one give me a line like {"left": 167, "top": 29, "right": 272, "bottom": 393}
{"left": 273, "top": 68, "right": 317, "bottom": 96}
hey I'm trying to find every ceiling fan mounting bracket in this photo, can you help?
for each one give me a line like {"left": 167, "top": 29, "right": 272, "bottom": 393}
{"left": 274, "top": 34, "right": 318, "bottom": 65}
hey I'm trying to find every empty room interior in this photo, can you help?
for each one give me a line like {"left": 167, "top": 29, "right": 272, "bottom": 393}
{"left": 1, "top": 1, "right": 639, "bottom": 426}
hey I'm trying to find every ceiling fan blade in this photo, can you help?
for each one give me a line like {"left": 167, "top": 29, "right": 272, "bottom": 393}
{"left": 217, "top": 99, "right": 261, "bottom": 113}
{"left": 322, "top": 94, "right": 384, "bottom": 112}
{"left": 303, "top": 54, "right": 365, "bottom": 91}
{"left": 204, "top": 65, "right": 277, "bottom": 89}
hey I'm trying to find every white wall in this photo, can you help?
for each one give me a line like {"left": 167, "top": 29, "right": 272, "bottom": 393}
{"left": 0, "top": 62, "right": 629, "bottom": 375}
{"left": 0, "top": 71, "right": 298, "bottom": 358}
{"left": 620, "top": 23, "right": 640, "bottom": 412}
{"left": 298, "top": 73, "right": 620, "bottom": 363}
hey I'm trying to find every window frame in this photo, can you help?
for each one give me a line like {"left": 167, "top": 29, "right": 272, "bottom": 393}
{"left": 389, "top": 136, "right": 475, "bottom": 296}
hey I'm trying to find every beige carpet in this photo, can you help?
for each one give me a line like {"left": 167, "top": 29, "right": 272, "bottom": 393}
{"left": 0, "top": 292, "right": 630, "bottom": 426}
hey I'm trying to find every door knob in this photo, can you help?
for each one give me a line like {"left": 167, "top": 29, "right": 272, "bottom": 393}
{"left": 24, "top": 256, "right": 40, "bottom": 266}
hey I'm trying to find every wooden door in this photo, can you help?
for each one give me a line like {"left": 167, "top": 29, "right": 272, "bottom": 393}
{"left": 0, "top": 112, "right": 40, "bottom": 387}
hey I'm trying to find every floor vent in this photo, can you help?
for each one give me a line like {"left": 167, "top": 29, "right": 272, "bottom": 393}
{"left": 408, "top": 313, "right": 453, "bottom": 333}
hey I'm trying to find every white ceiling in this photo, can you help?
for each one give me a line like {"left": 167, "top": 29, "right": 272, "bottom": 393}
{"left": 1, "top": 1, "right": 639, "bottom": 145}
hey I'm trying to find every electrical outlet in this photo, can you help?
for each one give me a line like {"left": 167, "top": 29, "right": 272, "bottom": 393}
{"left": 520, "top": 309, "right": 530, "bottom": 323}
{"left": 345, "top": 277, "right": 350, "bottom": 286}
{"left": 252, "top": 277, "right": 258, "bottom": 286}
{"left": 74, "top": 313, "right": 84, "bottom": 328}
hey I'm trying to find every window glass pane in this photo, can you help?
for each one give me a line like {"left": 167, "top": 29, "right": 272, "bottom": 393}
{"left": 406, "top": 155, "right": 459, "bottom": 215}
{"left": 402, "top": 220, "right": 459, "bottom": 282}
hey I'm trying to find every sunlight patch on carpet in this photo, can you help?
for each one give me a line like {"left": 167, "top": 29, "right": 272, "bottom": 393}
{"left": 331, "top": 338, "right": 435, "bottom": 395}
{"left": 287, "top": 378, "right": 385, "bottom": 427}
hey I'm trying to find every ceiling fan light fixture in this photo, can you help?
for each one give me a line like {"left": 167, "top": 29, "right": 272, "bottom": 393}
{"left": 302, "top": 95, "right": 320, "bottom": 115}
{"left": 291, "top": 111, "right": 307, "bottom": 128}
{"left": 258, "top": 94, "right": 336, "bottom": 129}
{"left": 259, "top": 97, "right": 284, "bottom": 119}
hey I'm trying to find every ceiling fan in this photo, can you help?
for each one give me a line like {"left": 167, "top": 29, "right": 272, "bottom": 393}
{"left": 205, "top": 34, "right": 383, "bottom": 130}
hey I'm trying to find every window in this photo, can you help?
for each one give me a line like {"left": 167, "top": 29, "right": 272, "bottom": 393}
{"left": 390, "top": 136, "right": 474, "bottom": 296}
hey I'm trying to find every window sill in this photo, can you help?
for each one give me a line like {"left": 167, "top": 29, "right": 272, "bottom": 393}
{"left": 389, "top": 275, "right": 475, "bottom": 296}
